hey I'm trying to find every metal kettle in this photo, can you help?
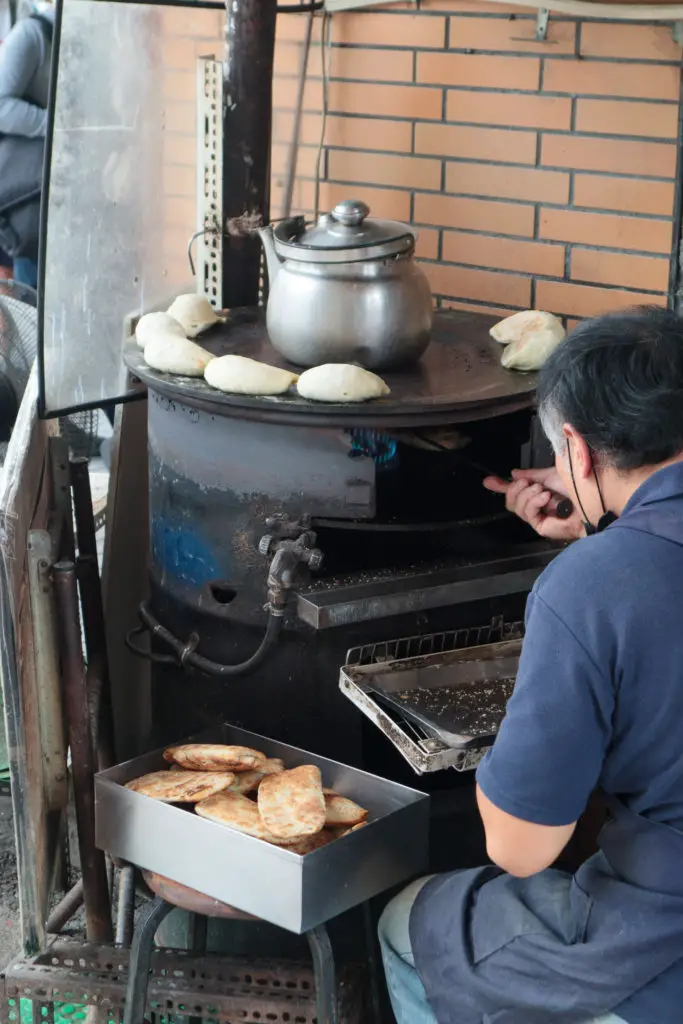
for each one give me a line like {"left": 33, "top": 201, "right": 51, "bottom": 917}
{"left": 257, "top": 199, "right": 433, "bottom": 370}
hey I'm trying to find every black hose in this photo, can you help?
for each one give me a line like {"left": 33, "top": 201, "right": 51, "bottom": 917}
{"left": 134, "top": 600, "right": 283, "bottom": 677}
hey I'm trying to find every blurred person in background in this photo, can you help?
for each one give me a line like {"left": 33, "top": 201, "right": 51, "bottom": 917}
{"left": 0, "top": 0, "right": 54, "bottom": 289}
{"left": 0, "top": 0, "right": 15, "bottom": 281}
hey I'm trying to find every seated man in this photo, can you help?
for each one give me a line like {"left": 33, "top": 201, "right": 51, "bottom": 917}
{"left": 379, "top": 305, "right": 683, "bottom": 1024}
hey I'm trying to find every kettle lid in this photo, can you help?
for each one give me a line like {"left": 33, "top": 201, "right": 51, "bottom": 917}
{"left": 273, "top": 199, "right": 415, "bottom": 262}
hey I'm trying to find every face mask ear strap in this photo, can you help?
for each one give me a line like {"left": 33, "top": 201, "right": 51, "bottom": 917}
{"left": 566, "top": 439, "right": 595, "bottom": 535}
{"left": 567, "top": 439, "right": 617, "bottom": 535}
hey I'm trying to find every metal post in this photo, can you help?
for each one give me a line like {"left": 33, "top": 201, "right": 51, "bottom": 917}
{"left": 115, "top": 865, "right": 137, "bottom": 947}
{"left": 122, "top": 897, "right": 175, "bottom": 1024}
{"left": 53, "top": 560, "right": 113, "bottom": 943}
{"left": 70, "top": 457, "right": 116, "bottom": 770}
{"left": 306, "top": 924, "right": 338, "bottom": 1024}
{"left": 222, "top": 0, "right": 277, "bottom": 307}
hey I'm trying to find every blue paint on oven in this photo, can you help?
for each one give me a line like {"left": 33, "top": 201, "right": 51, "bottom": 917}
{"left": 151, "top": 515, "right": 222, "bottom": 587}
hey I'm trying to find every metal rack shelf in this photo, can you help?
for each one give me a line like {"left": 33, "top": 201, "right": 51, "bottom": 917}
{"left": 341, "top": 617, "right": 524, "bottom": 775}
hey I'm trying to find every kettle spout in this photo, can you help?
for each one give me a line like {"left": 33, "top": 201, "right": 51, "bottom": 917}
{"left": 257, "top": 225, "right": 282, "bottom": 287}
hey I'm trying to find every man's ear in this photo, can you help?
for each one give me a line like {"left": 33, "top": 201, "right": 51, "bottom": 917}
{"left": 562, "top": 424, "right": 592, "bottom": 480}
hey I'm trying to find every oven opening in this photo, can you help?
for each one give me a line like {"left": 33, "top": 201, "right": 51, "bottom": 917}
{"left": 310, "top": 408, "right": 545, "bottom": 580}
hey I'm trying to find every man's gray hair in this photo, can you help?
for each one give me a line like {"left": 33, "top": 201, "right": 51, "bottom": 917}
{"left": 537, "top": 389, "right": 565, "bottom": 456}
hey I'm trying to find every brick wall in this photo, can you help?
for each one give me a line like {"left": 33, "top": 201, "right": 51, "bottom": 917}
{"left": 273, "top": 2, "right": 682, "bottom": 324}
{"left": 158, "top": 2, "right": 682, "bottom": 324}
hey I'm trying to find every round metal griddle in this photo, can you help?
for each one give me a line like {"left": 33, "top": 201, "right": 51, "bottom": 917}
{"left": 124, "top": 307, "right": 538, "bottom": 427}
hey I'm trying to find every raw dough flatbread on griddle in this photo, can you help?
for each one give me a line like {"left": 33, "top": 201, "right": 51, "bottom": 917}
{"left": 164, "top": 744, "right": 267, "bottom": 772}
{"left": 135, "top": 311, "right": 186, "bottom": 348}
{"left": 501, "top": 325, "right": 564, "bottom": 371}
{"left": 205, "top": 355, "right": 298, "bottom": 396}
{"left": 144, "top": 334, "right": 213, "bottom": 377}
{"left": 489, "top": 310, "right": 564, "bottom": 346}
{"left": 126, "top": 770, "right": 235, "bottom": 803}
{"left": 296, "top": 364, "right": 390, "bottom": 403}
{"left": 195, "top": 791, "right": 287, "bottom": 842}
{"left": 490, "top": 309, "right": 565, "bottom": 372}
{"left": 167, "top": 294, "right": 223, "bottom": 338}
{"left": 324, "top": 793, "right": 368, "bottom": 827}
{"left": 258, "top": 764, "right": 326, "bottom": 840}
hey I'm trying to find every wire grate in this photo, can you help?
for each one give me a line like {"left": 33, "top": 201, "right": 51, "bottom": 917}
{"left": 340, "top": 616, "right": 525, "bottom": 775}
{"left": 345, "top": 616, "right": 523, "bottom": 668}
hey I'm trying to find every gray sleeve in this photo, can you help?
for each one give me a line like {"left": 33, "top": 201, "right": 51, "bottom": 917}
{"left": 0, "top": 20, "right": 47, "bottom": 138}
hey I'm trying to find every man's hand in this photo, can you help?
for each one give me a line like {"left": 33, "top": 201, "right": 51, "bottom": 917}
{"left": 484, "top": 468, "right": 583, "bottom": 542}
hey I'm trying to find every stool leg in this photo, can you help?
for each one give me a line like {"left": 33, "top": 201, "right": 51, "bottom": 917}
{"left": 123, "top": 896, "right": 174, "bottom": 1024}
{"left": 306, "top": 924, "right": 338, "bottom": 1024}
{"left": 362, "top": 901, "right": 383, "bottom": 1023}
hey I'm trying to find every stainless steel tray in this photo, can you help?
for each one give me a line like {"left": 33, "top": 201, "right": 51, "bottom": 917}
{"left": 95, "top": 724, "right": 429, "bottom": 935}
{"left": 339, "top": 620, "right": 523, "bottom": 775}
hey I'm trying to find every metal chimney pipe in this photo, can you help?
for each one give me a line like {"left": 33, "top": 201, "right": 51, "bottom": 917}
{"left": 222, "top": 0, "right": 278, "bottom": 308}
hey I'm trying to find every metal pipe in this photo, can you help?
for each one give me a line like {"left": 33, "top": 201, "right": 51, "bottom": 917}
{"left": 53, "top": 561, "right": 113, "bottom": 943}
{"left": 222, "top": 0, "right": 278, "bottom": 307}
{"left": 115, "top": 866, "right": 136, "bottom": 947}
{"left": 69, "top": 457, "right": 98, "bottom": 558}
{"left": 46, "top": 879, "right": 84, "bottom": 934}
{"left": 79, "top": 557, "right": 116, "bottom": 769}
{"left": 70, "top": 458, "right": 116, "bottom": 770}
{"left": 129, "top": 600, "right": 283, "bottom": 677}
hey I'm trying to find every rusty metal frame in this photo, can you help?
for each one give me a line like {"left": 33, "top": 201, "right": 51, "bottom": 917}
{"left": 0, "top": 940, "right": 365, "bottom": 1024}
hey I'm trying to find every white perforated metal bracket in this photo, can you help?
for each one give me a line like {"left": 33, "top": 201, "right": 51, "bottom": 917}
{"left": 325, "top": 0, "right": 415, "bottom": 11}
{"left": 197, "top": 57, "right": 224, "bottom": 311}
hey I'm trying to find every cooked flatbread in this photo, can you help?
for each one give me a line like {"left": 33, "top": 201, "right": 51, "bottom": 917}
{"left": 282, "top": 830, "right": 334, "bottom": 856}
{"left": 195, "top": 791, "right": 285, "bottom": 842}
{"left": 329, "top": 821, "right": 368, "bottom": 840}
{"left": 227, "top": 758, "right": 286, "bottom": 795}
{"left": 324, "top": 793, "right": 368, "bottom": 827}
{"left": 258, "top": 765, "right": 326, "bottom": 840}
{"left": 164, "top": 744, "right": 267, "bottom": 772}
{"left": 126, "top": 770, "right": 234, "bottom": 803}
{"left": 227, "top": 770, "right": 266, "bottom": 796}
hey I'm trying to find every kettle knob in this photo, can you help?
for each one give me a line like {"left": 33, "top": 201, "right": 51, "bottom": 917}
{"left": 332, "top": 199, "right": 369, "bottom": 227}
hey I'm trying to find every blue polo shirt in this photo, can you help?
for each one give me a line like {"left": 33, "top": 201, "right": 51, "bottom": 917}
{"left": 476, "top": 461, "right": 683, "bottom": 1023}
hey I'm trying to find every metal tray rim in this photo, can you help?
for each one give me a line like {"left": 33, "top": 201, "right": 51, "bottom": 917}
{"left": 342, "top": 636, "right": 522, "bottom": 685}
